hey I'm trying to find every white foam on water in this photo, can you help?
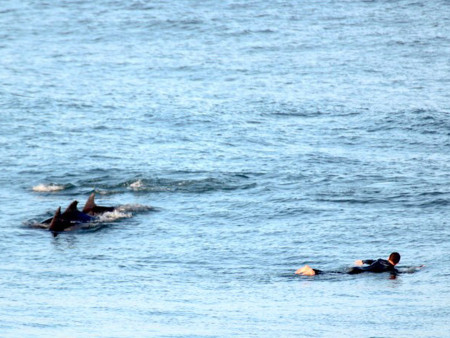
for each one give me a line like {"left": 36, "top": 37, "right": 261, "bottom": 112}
{"left": 32, "top": 184, "right": 65, "bottom": 192}
{"left": 129, "top": 179, "right": 144, "bottom": 191}
{"left": 97, "top": 210, "right": 132, "bottom": 222}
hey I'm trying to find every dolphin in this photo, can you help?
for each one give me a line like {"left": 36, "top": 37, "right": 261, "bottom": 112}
{"left": 47, "top": 200, "right": 96, "bottom": 236}
{"left": 82, "top": 193, "right": 115, "bottom": 215}
{"left": 48, "top": 207, "right": 66, "bottom": 234}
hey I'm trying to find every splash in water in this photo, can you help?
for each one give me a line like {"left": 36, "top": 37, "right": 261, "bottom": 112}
{"left": 32, "top": 184, "right": 65, "bottom": 192}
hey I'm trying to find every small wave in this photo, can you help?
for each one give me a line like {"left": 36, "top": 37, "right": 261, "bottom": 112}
{"left": 25, "top": 221, "right": 50, "bottom": 230}
{"left": 129, "top": 179, "right": 145, "bottom": 191}
{"left": 96, "top": 203, "right": 157, "bottom": 222}
{"left": 118, "top": 204, "right": 155, "bottom": 212}
{"left": 32, "top": 184, "right": 65, "bottom": 192}
{"left": 125, "top": 175, "right": 256, "bottom": 194}
{"left": 97, "top": 210, "right": 132, "bottom": 222}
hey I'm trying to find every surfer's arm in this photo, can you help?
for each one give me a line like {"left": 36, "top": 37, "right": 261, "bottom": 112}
{"left": 354, "top": 259, "right": 375, "bottom": 266}
{"left": 362, "top": 259, "right": 375, "bottom": 265}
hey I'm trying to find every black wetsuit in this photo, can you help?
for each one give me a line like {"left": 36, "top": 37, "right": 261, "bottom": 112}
{"left": 348, "top": 259, "right": 398, "bottom": 275}
{"left": 310, "top": 258, "right": 398, "bottom": 275}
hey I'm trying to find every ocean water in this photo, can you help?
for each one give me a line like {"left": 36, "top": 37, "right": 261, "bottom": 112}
{"left": 1, "top": 0, "right": 449, "bottom": 336}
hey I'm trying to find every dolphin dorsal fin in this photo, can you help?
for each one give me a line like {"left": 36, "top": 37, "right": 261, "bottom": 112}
{"left": 54, "top": 206, "right": 62, "bottom": 218}
{"left": 49, "top": 207, "right": 62, "bottom": 232}
{"left": 63, "top": 200, "right": 79, "bottom": 215}
{"left": 82, "top": 193, "right": 96, "bottom": 213}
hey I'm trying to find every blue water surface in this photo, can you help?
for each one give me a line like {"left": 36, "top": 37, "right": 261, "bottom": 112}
{"left": 1, "top": 0, "right": 449, "bottom": 336}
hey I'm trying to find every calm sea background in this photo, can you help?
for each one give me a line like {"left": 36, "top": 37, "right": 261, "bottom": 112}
{"left": 1, "top": 0, "right": 449, "bottom": 336}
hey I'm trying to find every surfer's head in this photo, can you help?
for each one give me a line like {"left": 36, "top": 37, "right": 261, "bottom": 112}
{"left": 388, "top": 252, "right": 401, "bottom": 265}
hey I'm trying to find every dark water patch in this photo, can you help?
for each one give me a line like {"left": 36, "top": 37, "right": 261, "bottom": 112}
{"left": 418, "top": 198, "right": 450, "bottom": 208}
{"left": 370, "top": 109, "right": 450, "bottom": 135}
{"left": 312, "top": 187, "right": 448, "bottom": 208}
{"left": 261, "top": 101, "right": 363, "bottom": 118}
{"left": 225, "top": 28, "right": 278, "bottom": 38}
{"left": 127, "top": 2, "right": 158, "bottom": 11}
{"left": 418, "top": 191, "right": 449, "bottom": 197}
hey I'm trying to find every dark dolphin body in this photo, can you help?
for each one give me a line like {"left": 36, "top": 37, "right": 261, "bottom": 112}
{"left": 46, "top": 200, "right": 96, "bottom": 236}
{"left": 82, "top": 193, "right": 115, "bottom": 215}
{"left": 38, "top": 194, "right": 115, "bottom": 236}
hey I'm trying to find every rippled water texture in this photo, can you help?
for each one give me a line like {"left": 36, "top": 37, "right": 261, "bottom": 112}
{"left": 1, "top": 0, "right": 449, "bottom": 336}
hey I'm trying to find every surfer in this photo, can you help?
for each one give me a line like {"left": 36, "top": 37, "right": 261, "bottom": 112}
{"left": 296, "top": 252, "right": 404, "bottom": 276}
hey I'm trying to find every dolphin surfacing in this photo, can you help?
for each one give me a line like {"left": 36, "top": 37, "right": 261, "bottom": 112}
{"left": 48, "top": 200, "right": 95, "bottom": 236}
{"left": 82, "top": 193, "right": 115, "bottom": 215}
